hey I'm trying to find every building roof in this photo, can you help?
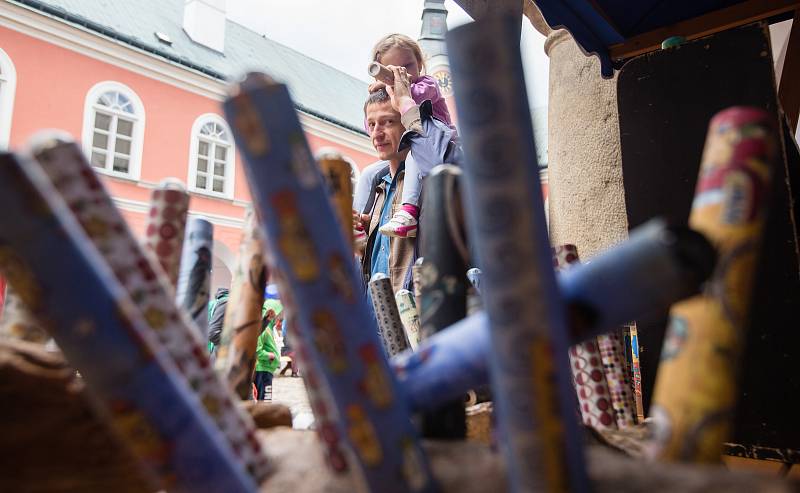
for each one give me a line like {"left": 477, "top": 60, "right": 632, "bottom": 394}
{"left": 10, "top": 0, "right": 370, "bottom": 134}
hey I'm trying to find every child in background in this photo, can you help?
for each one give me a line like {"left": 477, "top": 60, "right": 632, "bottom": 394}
{"left": 253, "top": 299, "right": 282, "bottom": 400}
{"left": 365, "top": 33, "right": 455, "bottom": 238}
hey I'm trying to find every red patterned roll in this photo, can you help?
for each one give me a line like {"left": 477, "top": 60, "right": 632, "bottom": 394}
{"left": 144, "top": 179, "right": 190, "bottom": 289}
{"left": 553, "top": 244, "right": 616, "bottom": 430}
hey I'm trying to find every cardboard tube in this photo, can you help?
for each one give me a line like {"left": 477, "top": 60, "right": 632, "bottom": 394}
{"left": 367, "top": 61, "right": 394, "bottom": 85}
{"left": 394, "top": 289, "right": 420, "bottom": 350}
{"left": 216, "top": 208, "right": 269, "bottom": 399}
{"left": 369, "top": 273, "right": 410, "bottom": 357}
{"left": 224, "top": 73, "right": 436, "bottom": 493}
{"left": 176, "top": 217, "right": 214, "bottom": 341}
{"left": 449, "top": 15, "right": 588, "bottom": 492}
{"left": 0, "top": 151, "right": 259, "bottom": 492}
{"left": 30, "top": 137, "right": 271, "bottom": 483}
{"left": 317, "top": 150, "right": 355, "bottom": 251}
{"left": 648, "top": 107, "right": 776, "bottom": 462}
{"left": 143, "top": 178, "right": 189, "bottom": 290}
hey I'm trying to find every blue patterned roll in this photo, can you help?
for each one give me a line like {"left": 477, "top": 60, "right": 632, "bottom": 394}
{"left": 448, "top": 15, "right": 588, "bottom": 493}
{"left": 224, "top": 74, "right": 436, "bottom": 493}
{"left": 393, "top": 313, "right": 489, "bottom": 411}
{"left": 176, "top": 217, "right": 213, "bottom": 341}
{"left": 0, "top": 152, "right": 257, "bottom": 492}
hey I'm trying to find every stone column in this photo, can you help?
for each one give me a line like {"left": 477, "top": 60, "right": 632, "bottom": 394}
{"left": 527, "top": 5, "right": 629, "bottom": 258}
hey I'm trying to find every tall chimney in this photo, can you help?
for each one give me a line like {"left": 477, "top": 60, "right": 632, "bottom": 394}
{"left": 183, "top": 0, "right": 227, "bottom": 53}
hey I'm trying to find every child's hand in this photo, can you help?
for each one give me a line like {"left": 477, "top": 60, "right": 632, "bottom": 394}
{"left": 368, "top": 81, "right": 386, "bottom": 93}
{"left": 268, "top": 353, "right": 276, "bottom": 362}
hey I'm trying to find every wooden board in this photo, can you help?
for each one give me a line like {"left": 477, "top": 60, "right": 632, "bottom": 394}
{"left": 617, "top": 22, "right": 800, "bottom": 459}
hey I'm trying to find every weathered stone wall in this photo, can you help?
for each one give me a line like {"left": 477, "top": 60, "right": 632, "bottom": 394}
{"left": 545, "top": 29, "right": 629, "bottom": 258}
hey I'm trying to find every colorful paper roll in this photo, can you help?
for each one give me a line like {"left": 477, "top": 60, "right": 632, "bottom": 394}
{"left": 30, "top": 137, "right": 270, "bottom": 483}
{"left": 393, "top": 313, "right": 489, "bottom": 412}
{"left": 449, "top": 15, "right": 588, "bottom": 492}
{"left": 317, "top": 150, "right": 355, "bottom": 251}
{"left": 596, "top": 330, "right": 637, "bottom": 428}
{"left": 176, "top": 217, "right": 214, "bottom": 341}
{"left": 627, "top": 324, "right": 645, "bottom": 422}
{"left": 369, "top": 273, "right": 410, "bottom": 357}
{"left": 553, "top": 244, "right": 616, "bottom": 431}
{"left": 0, "top": 151, "right": 258, "bottom": 492}
{"left": 649, "top": 107, "right": 776, "bottom": 462}
{"left": 0, "top": 284, "right": 49, "bottom": 343}
{"left": 216, "top": 208, "right": 268, "bottom": 399}
{"left": 395, "top": 289, "right": 420, "bottom": 350}
{"left": 224, "top": 73, "right": 436, "bottom": 493}
{"left": 418, "top": 164, "right": 468, "bottom": 439}
{"left": 144, "top": 178, "right": 190, "bottom": 289}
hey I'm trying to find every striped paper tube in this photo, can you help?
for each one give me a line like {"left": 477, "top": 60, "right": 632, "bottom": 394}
{"left": 0, "top": 151, "right": 259, "bottom": 492}
{"left": 649, "top": 107, "right": 776, "bottom": 463}
{"left": 144, "top": 178, "right": 190, "bottom": 289}
{"left": 216, "top": 208, "right": 269, "bottom": 399}
{"left": 369, "top": 273, "right": 410, "bottom": 357}
{"left": 224, "top": 73, "right": 436, "bottom": 493}
{"left": 176, "top": 217, "right": 214, "bottom": 341}
{"left": 553, "top": 244, "right": 616, "bottom": 431}
{"left": 394, "top": 289, "right": 420, "bottom": 350}
{"left": 449, "top": 15, "right": 588, "bottom": 492}
{"left": 30, "top": 137, "right": 270, "bottom": 483}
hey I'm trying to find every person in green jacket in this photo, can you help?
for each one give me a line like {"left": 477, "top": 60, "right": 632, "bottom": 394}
{"left": 254, "top": 299, "right": 282, "bottom": 400}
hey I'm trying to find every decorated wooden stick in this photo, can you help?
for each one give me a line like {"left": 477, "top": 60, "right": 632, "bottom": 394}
{"left": 224, "top": 73, "right": 436, "bottom": 493}
{"left": 553, "top": 244, "right": 616, "bottom": 431}
{"left": 176, "top": 217, "right": 214, "bottom": 341}
{"left": 449, "top": 15, "right": 588, "bottom": 491}
{"left": 418, "top": 164, "right": 468, "bottom": 439}
{"left": 216, "top": 208, "right": 268, "bottom": 399}
{"left": 0, "top": 151, "right": 259, "bottom": 493}
{"left": 30, "top": 136, "right": 271, "bottom": 483}
{"left": 369, "top": 273, "right": 410, "bottom": 357}
{"left": 395, "top": 289, "right": 420, "bottom": 350}
{"left": 318, "top": 150, "right": 355, "bottom": 250}
{"left": 0, "top": 284, "right": 49, "bottom": 343}
{"left": 144, "top": 178, "right": 190, "bottom": 290}
{"left": 648, "top": 107, "right": 776, "bottom": 463}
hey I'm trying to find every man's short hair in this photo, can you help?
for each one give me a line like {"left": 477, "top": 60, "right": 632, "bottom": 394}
{"left": 363, "top": 88, "right": 391, "bottom": 116}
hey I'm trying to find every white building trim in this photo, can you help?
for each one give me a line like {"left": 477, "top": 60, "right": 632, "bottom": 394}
{"left": 82, "top": 80, "right": 146, "bottom": 181}
{"left": 187, "top": 113, "right": 236, "bottom": 200}
{"left": 112, "top": 196, "right": 245, "bottom": 229}
{"left": 0, "top": 46, "right": 17, "bottom": 150}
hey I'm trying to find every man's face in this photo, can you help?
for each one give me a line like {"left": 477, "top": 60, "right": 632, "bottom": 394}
{"left": 365, "top": 101, "right": 405, "bottom": 161}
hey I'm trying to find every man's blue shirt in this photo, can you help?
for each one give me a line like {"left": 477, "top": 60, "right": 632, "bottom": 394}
{"left": 369, "top": 164, "right": 404, "bottom": 280}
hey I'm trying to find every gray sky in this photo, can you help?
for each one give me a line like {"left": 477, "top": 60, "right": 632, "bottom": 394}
{"left": 226, "top": 0, "right": 549, "bottom": 109}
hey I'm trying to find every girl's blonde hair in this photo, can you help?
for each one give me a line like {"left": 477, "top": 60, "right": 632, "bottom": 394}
{"left": 371, "top": 33, "right": 427, "bottom": 75}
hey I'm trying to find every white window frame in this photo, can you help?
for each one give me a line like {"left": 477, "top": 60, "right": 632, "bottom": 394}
{"left": 81, "top": 81, "right": 145, "bottom": 181}
{"left": 0, "top": 47, "right": 17, "bottom": 150}
{"left": 187, "top": 114, "right": 236, "bottom": 199}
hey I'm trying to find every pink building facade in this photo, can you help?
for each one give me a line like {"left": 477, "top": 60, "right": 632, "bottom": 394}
{"left": 0, "top": 1, "right": 377, "bottom": 289}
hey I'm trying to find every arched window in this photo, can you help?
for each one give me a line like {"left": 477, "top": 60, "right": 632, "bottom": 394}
{"left": 82, "top": 81, "right": 145, "bottom": 179}
{"left": 0, "top": 48, "right": 17, "bottom": 150}
{"left": 188, "top": 114, "right": 235, "bottom": 198}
